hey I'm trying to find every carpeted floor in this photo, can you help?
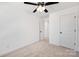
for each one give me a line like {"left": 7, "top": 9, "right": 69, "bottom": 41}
{"left": 2, "top": 39, "right": 79, "bottom": 57}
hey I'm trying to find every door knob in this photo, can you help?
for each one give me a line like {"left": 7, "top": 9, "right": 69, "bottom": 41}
{"left": 74, "top": 29, "right": 76, "bottom": 32}
{"left": 40, "top": 31, "right": 42, "bottom": 32}
{"left": 60, "top": 32, "right": 62, "bottom": 34}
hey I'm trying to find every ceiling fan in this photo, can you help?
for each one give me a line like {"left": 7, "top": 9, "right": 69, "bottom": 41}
{"left": 24, "top": 2, "right": 59, "bottom": 13}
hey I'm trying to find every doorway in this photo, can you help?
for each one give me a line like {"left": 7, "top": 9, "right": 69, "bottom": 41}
{"left": 39, "top": 18, "right": 49, "bottom": 41}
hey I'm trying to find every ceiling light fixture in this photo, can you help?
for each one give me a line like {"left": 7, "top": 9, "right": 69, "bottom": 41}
{"left": 37, "top": 5, "right": 45, "bottom": 12}
{"left": 24, "top": 2, "right": 59, "bottom": 13}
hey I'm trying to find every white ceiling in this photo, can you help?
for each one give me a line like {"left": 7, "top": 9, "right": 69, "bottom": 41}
{"left": 0, "top": 2, "right": 79, "bottom": 18}
{"left": 23, "top": 2, "right": 79, "bottom": 18}
{"left": 46, "top": 2, "right": 79, "bottom": 13}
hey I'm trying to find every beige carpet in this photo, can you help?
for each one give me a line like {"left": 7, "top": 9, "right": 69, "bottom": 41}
{"left": 2, "top": 39, "right": 79, "bottom": 57}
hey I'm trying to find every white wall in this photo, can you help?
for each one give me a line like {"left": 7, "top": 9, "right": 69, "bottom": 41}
{"left": 49, "top": 14, "right": 60, "bottom": 46}
{"left": 0, "top": 3, "right": 39, "bottom": 55}
{"left": 49, "top": 5, "right": 79, "bottom": 47}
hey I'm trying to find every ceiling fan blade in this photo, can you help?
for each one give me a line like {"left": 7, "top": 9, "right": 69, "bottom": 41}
{"left": 44, "top": 9, "right": 48, "bottom": 13}
{"left": 45, "top": 2, "right": 59, "bottom": 6}
{"left": 24, "top": 2, "right": 38, "bottom": 5}
{"left": 33, "top": 9, "right": 37, "bottom": 13}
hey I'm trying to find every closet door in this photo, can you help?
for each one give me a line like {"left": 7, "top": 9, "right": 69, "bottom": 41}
{"left": 60, "top": 13, "right": 76, "bottom": 49}
{"left": 76, "top": 14, "right": 79, "bottom": 51}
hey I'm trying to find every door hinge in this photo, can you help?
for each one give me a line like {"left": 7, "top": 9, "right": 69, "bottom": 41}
{"left": 60, "top": 32, "right": 62, "bottom": 34}
{"left": 74, "top": 29, "right": 76, "bottom": 32}
{"left": 74, "top": 16, "right": 76, "bottom": 18}
{"left": 74, "top": 43, "right": 76, "bottom": 45}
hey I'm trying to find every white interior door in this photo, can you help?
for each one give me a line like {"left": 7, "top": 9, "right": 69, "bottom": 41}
{"left": 39, "top": 19, "right": 44, "bottom": 40}
{"left": 44, "top": 20, "right": 49, "bottom": 40}
{"left": 75, "top": 14, "right": 79, "bottom": 51}
{"left": 60, "top": 13, "right": 76, "bottom": 49}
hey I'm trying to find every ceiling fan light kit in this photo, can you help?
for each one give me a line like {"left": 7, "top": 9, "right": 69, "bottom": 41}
{"left": 24, "top": 2, "right": 59, "bottom": 13}
{"left": 37, "top": 5, "right": 45, "bottom": 12}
